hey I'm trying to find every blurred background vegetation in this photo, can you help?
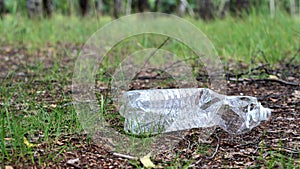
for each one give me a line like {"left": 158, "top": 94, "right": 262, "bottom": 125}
{"left": 0, "top": 0, "right": 299, "bottom": 63}
{"left": 0, "top": 0, "right": 299, "bottom": 19}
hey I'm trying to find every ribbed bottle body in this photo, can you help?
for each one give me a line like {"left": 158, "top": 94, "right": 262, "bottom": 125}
{"left": 119, "top": 88, "right": 271, "bottom": 135}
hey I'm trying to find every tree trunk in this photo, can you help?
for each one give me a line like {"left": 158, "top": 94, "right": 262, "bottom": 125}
{"left": 177, "top": 0, "right": 186, "bottom": 17}
{"left": 198, "top": 0, "right": 214, "bottom": 20}
{"left": 126, "top": 0, "right": 132, "bottom": 15}
{"left": 218, "top": 0, "right": 230, "bottom": 18}
{"left": 270, "top": 0, "right": 275, "bottom": 18}
{"left": 183, "top": 0, "right": 195, "bottom": 17}
{"left": 42, "top": 0, "right": 53, "bottom": 17}
{"left": 230, "top": 0, "right": 250, "bottom": 16}
{"left": 113, "top": 0, "right": 123, "bottom": 18}
{"left": 137, "top": 0, "right": 150, "bottom": 12}
{"left": 27, "top": 0, "right": 43, "bottom": 18}
{"left": 154, "top": 0, "right": 160, "bottom": 12}
{"left": 96, "top": 0, "right": 103, "bottom": 15}
{"left": 289, "top": 0, "right": 296, "bottom": 17}
{"left": 79, "top": 0, "right": 89, "bottom": 16}
{"left": 67, "top": 0, "right": 74, "bottom": 16}
{"left": 0, "top": 0, "right": 5, "bottom": 18}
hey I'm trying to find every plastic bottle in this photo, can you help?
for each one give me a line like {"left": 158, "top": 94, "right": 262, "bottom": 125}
{"left": 119, "top": 88, "right": 271, "bottom": 135}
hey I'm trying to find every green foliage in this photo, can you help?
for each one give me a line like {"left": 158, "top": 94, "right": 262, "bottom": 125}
{"left": 4, "top": 0, "right": 26, "bottom": 14}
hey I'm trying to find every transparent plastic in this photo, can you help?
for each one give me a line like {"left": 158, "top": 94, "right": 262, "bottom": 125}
{"left": 119, "top": 88, "right": 271, "bottom": 135}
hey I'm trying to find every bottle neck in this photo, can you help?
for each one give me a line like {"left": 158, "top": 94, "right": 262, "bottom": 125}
{"left": 259, "top": 103, "right": 272, "bottom": 121}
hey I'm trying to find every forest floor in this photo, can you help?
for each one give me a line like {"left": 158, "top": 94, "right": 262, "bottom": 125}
{"left": 1, "top": 43, "right": 299, "bottom": 168}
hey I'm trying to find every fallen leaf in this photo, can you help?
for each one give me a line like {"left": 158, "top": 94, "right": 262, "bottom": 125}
{"left": 36, "top": 90, "right": 46, "bottom": 94}
{"left": 56, "top": 141, "right": 64, "bottom": 146}
{"left": 140, "top": 153, "right": 156, "bottom": 168}
{"left": 43, "top": 104, "right": 57, "bottom": 108}
{"left": 4, "top": 138, "right": 12, "bottom": 141}
{"left": 270, "top": 98, "right": 278, "bottom": 102}
{"left": 67, "top": 158, "right": 80, "bottom": 164}
{"left": 5, "top": 166, "right": 14, "bottom": 169}
{"left": 50, "top": 104, "right": 57, "bottom": 108}
{"left": 23, "top": 137, "right": 36, "bottom": 148}
{"left": 292, "top": 90, "right": 300, "bottom": 98}
{"left": 269, "top": 75, "right": 278, "bottom": 79}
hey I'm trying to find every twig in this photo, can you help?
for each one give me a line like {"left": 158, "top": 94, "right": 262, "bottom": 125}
{"left": 66, "top": 158, "right": 82, "bottom": 169}
{"left": 163, "top": 56, "right": 199, "bottom": 72}
{"left": 189, "top": 134, "right": 220, "bottom": 168}
{"left": 142, "top": 37, "right": 170, "bottom": 68}
{"left": 260, "top": 50, "right": 269, "bottom": 64}
{"left": 112, "top": 152, "right": 138, "bottom": 160}
{"left": 235, "top": 63, "right": 270, "bottom": 78}
{"left": 132, "top": 37, "right": 170, "bottom": 81}
{"left": 189, "top": 158, "right": 202, "bottom": 168}
{"left": 288, "top": 48, "right": 300, "bottom": 65}
{"left": 67, "top": 163, "right": 82, "bottom": 169}
{"left": 183, "top": 137, "right": 191, "bottom": 152}
{"left": 205, "top": 135, "right": 220, "bottom": 159}
{"left": 228, "top": 77, "right": 299, "bottom": 86}
{"left": 133, "top": 76, "right": 173, "bottom": 80}
{"left": 190, "top": 142, "right": 199, "bottom": 151}
{"left": 253, "top": 78, "right": 299, "bottom": 86}
{"left": 271, "top": 146, "right": 299, "bottom": 154}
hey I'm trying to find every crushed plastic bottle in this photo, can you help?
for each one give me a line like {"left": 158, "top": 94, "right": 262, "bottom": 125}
{"left": 119, "top": 88, "right": 271, "bottom": 135}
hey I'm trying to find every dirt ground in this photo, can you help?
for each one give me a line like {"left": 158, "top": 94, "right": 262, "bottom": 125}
{"left": 1, "top": 44, "right": 299, "bottom": 168}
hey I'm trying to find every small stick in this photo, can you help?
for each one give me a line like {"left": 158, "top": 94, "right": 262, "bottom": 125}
{"left": 228, "top": 77, "right": 299, "bottom": 86}
{"left": 189, "top": 158, "right": 202, "bottom": 168}
{"left": 112, "top": 152, "right": 138, "bottom": 160}
{"left": 67, "top": 163, "right": 82, "bottom": 169}
{"left": 205, "top": 135, "right": 220, "bottom": 159}
{"left": 142, "top": 37, "right": 170, "bottom": 68}
{"left": 235, "top": 63, "right": 270, "bottom": 78}
{"left": 189, "top": 134, "right": 220, "bottom": 168}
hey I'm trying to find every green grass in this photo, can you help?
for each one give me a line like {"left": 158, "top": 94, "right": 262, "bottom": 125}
{"left": 0, "top": 11, "right": 300, "bottom": 167}
{"left": 0, "top": 69, "right": 81, "bottom": 166}
{"left": 196, "top": 13, "right": 300, "bottom": 64}
{"left": 258, "top": 134, "right": 300, "bottom": 169}
{"left": 0, "top": 14, "right": 111, "bottom": 50}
